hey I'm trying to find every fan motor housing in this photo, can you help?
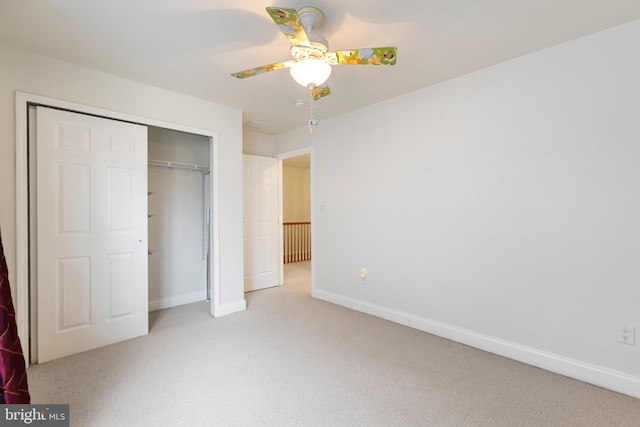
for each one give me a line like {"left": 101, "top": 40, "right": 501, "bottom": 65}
{"left": 290, "top": 6, "right": 329, "bottom": 61}
{"left": 291, "top": 33, "right": 329, "bottom": 61}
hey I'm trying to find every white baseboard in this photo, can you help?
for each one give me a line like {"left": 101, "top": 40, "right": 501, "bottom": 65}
{"left": 148, "top": 290, "right": 207, "bottom": 312}
{"left": 313, "top": 288, "right": 640, "bottom": 400}
{"left": 217, "top": 298, "right": 247, "bottom": 317}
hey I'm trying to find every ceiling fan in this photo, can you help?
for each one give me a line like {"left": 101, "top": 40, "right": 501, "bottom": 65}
{"left": 231, "top": 6, "right": 397, "bottom": 115}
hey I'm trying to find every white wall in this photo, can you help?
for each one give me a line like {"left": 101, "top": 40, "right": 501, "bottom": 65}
{"left": 274, "top": 21, "right": 640, "bottom": 397}
{"left": 243, "top": 129, "right": 275, "bottom": 156}
{"left": 0, "top": 46, "right": 245, "bottom": 318}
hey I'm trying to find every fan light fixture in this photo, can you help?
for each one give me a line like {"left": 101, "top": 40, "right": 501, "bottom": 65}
{"left": 231, "top": 6, "right": 397, "bottom": 132}
{"left": 289, "top": 59, "right": 332, "bottom": 87}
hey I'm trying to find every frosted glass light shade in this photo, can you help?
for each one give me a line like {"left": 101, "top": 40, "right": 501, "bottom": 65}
{"left": 289, "top": 59, "right": 332, "bottom": 87}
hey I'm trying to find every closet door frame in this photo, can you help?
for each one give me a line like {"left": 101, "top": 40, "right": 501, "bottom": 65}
{"left": 15, "top": 92, "right": 222, "bottom": 365}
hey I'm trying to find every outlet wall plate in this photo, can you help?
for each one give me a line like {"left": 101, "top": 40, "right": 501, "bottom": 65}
{"left": 617, "top": 325, "right": 635, "bottom": 345}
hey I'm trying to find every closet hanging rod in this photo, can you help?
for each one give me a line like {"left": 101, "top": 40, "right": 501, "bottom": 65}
{"left": 148, "top": 159, "right": 209, "bottom": 172}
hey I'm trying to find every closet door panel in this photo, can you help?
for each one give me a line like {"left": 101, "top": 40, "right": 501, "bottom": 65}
{"left": 36, "top": 106, "right": 148, "bottom": 363}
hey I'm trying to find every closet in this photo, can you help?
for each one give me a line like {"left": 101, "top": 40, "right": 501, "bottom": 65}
{"left": 147, "top": 127, "right": 210, "bottom": 311}
{"left": 26, "top": 103, "right": 217, "bottom": 363}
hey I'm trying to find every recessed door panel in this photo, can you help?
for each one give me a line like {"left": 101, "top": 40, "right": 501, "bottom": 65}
{"left": 108, "top": 253, "right": 134, "bottom": 318}
{"left": 107, "top": 168, "right": 133, "bottom": 232}
{"left": 57, "top": 257, "right": 91, "bottom": 330}
{"left": 59, "top": 163, "right": 91, "bottom": 234}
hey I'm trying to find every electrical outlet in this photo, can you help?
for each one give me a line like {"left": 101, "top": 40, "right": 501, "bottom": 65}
{"left": 360, "top": 268, "right": 368, "bottom": 284}
{"left": 617, "top": 325, "right": 635, "bottom": 345}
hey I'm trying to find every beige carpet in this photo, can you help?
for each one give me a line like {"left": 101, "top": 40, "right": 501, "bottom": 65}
{"left": 27, "top": 261, "right": 640, "bottom": 426}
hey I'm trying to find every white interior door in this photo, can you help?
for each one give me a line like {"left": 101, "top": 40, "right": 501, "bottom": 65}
{"left": 243, "top": 155, "right": 279, "bottom": 292}
{"left": 36, "top": 106, "right": 148, "bottom": 363}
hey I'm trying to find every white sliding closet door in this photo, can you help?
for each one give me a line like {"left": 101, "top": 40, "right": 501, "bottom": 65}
{"left": 243, "top": 154, "right": 279, "bottom": 291}
{"left": 36, "top": 106, "right": 148, "bottom": 363}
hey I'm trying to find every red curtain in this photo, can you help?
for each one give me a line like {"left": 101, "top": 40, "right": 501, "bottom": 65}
{"left": 0, "top": 229, "right": 30, "bottom": 403}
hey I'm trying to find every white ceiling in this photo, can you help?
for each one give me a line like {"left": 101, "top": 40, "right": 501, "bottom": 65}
{"left": 1, "top": 1, "right": 637, "bottom": 135}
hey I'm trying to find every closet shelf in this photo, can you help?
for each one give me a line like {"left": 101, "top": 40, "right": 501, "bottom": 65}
{"left": 148, "top": 159, "right": 209, "bottom": 172}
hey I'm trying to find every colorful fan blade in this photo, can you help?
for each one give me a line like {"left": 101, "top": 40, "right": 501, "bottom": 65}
{"left": 231, "top": 60, "right": 295, "bottom": 79}
{"left": 312, "top": 84, "right": 331, "bottom": 100}
{"left": 266, "top": 7, "right": 310, "bottom": 47}
{"left": 326, "top": 47, "right": 397, "bottom": 66}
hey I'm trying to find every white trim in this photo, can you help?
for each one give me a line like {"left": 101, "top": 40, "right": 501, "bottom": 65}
{"left": 15, "top": 92, "right": 224, "bottom": 365}
{"left": 148, "top": 291, "right": 208, "bottom": 312}
{"left": 313, "top": 288, "right": 640, "bottom": 400}
{"left": 15, "top": 94, "right": 30, "bottom": 364}
{"left": 209, "top": 128, "right": 222, "bottom": 317}
{"left": 274, "top": 147, "right": 313, "bottom": 160}
{"left": 217, "top": 299, "right": 247, "bottom": 317}
{"left": 277, "top": 157, "right": 284, "bottom": 286}
{"left": 274, "top": 147, "right": 314, "bottom": 292}
{"left": 16, "top": 92, "right": 216, "bottom": 135}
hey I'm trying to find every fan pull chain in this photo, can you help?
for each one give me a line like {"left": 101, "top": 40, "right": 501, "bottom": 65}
{"left": 308, "top": 83, "right": 318, "bottom": 134}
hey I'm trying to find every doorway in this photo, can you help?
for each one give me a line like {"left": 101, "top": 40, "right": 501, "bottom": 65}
{"left": 278, "top": 149, "right": 313, "bottom": 295}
